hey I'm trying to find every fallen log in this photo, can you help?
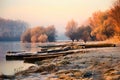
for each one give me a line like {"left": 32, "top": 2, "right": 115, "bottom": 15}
{"left": 24, "top": 49, "right": 89, "bottom": 63}
{"left": 6, "top": 52, "right": 37, "bottom": 60}
{"left": 6, "top": 43, "right": 116, "bottom": 61}
{"left": 7, "top": 51, "right": 25, "bottom": 54}
{"left": 24, "top": 54, "right": 65, "bottom": 63}
{"left": 84, "top": 43, "right": 116, "bottom": 48}
{"left": 0, "top": 74, "right": 15, "bottom": 79}
{"left": 38, "top": 44, "right": 66, "bottom": 48}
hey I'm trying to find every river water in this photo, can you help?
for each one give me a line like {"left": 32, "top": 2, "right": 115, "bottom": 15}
{"left": 0, "top": 41, "right": 120, "bottom": 76}
{"left": 0, "top": 41, "right": 40, "bottom": 75}
{"left": 0, "top": 41, "right": 65, "bottom": 75}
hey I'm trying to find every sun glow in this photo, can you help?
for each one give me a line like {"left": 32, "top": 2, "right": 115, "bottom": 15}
{"left": 0, "top": 0, "right": 113, "bottom": 33}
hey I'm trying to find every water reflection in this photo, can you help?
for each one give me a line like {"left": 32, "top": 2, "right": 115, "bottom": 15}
{"left": 0, "top": 60, "right": 35, "bottom": 75}
{"left": 0, "top": 41, "right": 56, "bottom": 75}
{"left": 0, "top": 42, "right": 38, "bottom": 75}
{"left": 21, "top": 42, "right": 40, "bottom": 52}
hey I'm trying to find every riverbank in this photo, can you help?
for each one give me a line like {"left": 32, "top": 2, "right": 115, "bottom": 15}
{"left": 1, "top": 41, "right": 120, "bottom": 80}
{"left": 15, "top": 45, "right": 120, "bottom": 80}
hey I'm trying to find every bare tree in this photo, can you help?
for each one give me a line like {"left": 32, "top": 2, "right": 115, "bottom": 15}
{"left": 65, "top": 20, "right": 78, "bottom": 42}
{"left": 77, "top": 26, "right": 92, "bottom": 42}
{"left": 45, "top": 25, "right": 56, "bottom": 42}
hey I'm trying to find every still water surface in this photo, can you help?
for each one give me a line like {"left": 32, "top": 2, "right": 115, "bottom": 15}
{"left": 0, "top": 41, "right": 40, "bottom": 75}
{"left": 0, "top": 41, "right": 62, "bottom": 75}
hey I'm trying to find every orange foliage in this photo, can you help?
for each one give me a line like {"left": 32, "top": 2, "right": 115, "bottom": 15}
{"left": 88, "top": 0, "right": 120, "bottom": 41}
{"left": 38, "top": 34, "right": 48, "bottom": 43}
{"left": 21, "top": 26, "right": 56, "bottom": 43}
{"left": 31, "top": 35, "right": 38, "bottom": 43}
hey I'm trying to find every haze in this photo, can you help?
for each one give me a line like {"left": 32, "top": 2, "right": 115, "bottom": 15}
{"left": 0, "top": 0, "right": 113, "bottom": 38}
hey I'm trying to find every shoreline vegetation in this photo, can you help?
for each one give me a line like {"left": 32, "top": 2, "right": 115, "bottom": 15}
{"left": 0, "top": 0, "right": 120, "bottom": 80}
{"left": 1, "top": 41, "right": 120, "bottom": 80}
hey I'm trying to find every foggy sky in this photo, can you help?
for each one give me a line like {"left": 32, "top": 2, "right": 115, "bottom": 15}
{"left": 0, "top": 0, "right": 113, "bottom": 35}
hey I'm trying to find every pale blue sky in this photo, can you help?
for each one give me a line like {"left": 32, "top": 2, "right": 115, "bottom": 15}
{"left": 0, "top": 0, "right": 113, "bottom": 34}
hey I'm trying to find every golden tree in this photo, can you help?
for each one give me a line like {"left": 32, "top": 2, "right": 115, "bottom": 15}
{"left": 38, "top": 34, "right": 48, "bottom": 43}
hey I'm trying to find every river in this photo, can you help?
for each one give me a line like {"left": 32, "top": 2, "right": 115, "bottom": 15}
{"left": 0, "top": 41, "right": 40, "bottom": 75}
{"left": 0, "top": 41, "right": 66, "bottom": 75}
{"left": 0, "top": 41, "right": 120, "bottom": 76}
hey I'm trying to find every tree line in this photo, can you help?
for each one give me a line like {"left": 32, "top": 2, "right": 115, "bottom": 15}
{"left": 20, "top": 0, "right": 120, "bottom": 43}
{"left": 89, "top": 0, "right": 120, "bottom": 41}
{"left": 0, "top": 0, "right": 119, "bottom": 42}
{"left": 0, "top": 17, "right": 28, "bottom": 41}
{"left": 65, "top": 0, "right": 120, "bottom": 42}
{"left": 21, "top": 25, "right": 56, "bottom": 43}
{"left": 65, "top": 20, "right": 92, "bottom": 42}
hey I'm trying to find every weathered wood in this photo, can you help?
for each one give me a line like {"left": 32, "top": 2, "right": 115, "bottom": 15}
{"left": 7, "top": 51, "right": 25, "bottom": 54}
{"left": 0, "top": 74, "right": 15, "bottom": 79}
{"left": 38, "top": 44, "right": 65, "bottom": 48}
{"left": 24, "top": 49, "right": 89, "bottom": 63}
{"left": 24, "top": 54, "right": 64, "bottom": 63}
{"left": 37, "top": 47, "right": 70, "bottom": 53}
{"left": 83, "top": 43, "right": 116, "bottom": 48}
{"left": 6, "top": 52, "right": 36, "bottom": 60}
{"left": 6, "top": 43, "right": 116, "bottom": 61}
{"left": 6, "top": 55, "right": 32, "bottom": 60}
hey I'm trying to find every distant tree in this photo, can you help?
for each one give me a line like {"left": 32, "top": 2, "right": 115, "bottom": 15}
{"left": 31, "top": 35, "right": 38, "bottom": 43}
{"left": 0, "top": 17, "right": 28, "bottom": 41}
{"left": 21, "top": 28, "right": 31, "bottom": 42}
{"left": 45, "top": 25, "right": 56, "bottom": 42}
{"left": 30, "top": 26, "right": 45, "bottom": 38}
{"left": 65, "top": 20, "right": 78, "bottom": 41}
{"left": 38, "top": 34, "right": 48, "bottom": 43}
{"left": 21, "top": 25, "right": 57, "bottom": 43}
{"left": 77, "top": 26, "right": 92, "bottom": 42}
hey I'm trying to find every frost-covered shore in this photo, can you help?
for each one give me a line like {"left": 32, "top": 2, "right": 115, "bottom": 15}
{"left": 14, "top": 46, "right": 120, "bottom": 80}
{"left": 1, "top": 42, "right": 120, "bottom": 80}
